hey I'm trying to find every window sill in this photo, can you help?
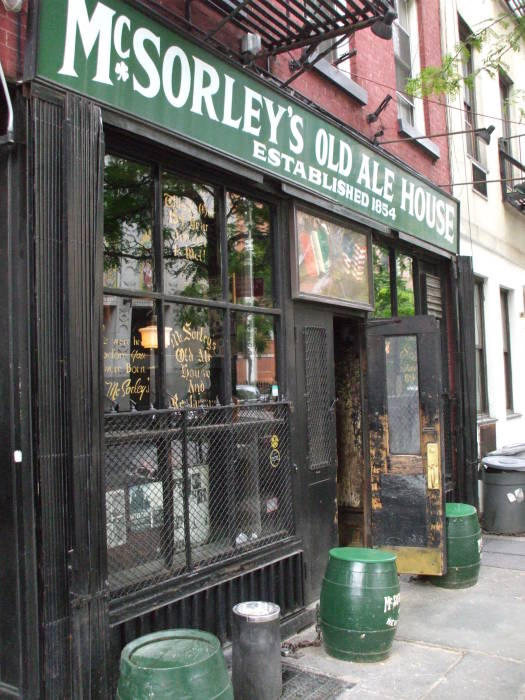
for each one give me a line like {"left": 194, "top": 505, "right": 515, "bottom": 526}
{"left": 397, "top": 118, "right": 440, "bottom": 160}
{"left": 477, "top": 415, "right": 497, "bottom": 425}
{"left": 312, "top": 59, "right": 368, "bottom": 105}
{"left": 506, "top": 412, "right": 522, "bottom": 421}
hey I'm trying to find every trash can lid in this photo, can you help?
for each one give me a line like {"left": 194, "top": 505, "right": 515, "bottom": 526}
{"left": 487, "top": 442, "right": 525, "bottom": 458}
{"left": 232, "top": 601, "right": 280, "bottom": 622}
{"left": 481, "top": 455, "right": 525, "bottom": 471}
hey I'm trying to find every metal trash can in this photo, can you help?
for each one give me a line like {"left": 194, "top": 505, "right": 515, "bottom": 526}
{"left": 232, "top": 601, "right": 281, "bottom": 700}
{"left": 481, "top": 444, "right": 525, "bottom": 534}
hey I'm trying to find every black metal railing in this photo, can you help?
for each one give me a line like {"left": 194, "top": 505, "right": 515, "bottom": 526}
{"left": 104, "top": 402, "right": 294, "bottom": 599}
{"left": 499, "top": 135, "right": 525, "bottom": 213}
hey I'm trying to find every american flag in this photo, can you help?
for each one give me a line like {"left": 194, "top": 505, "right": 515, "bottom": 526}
{"left": 347, "top": 238, "right": 367, "bottom": 281}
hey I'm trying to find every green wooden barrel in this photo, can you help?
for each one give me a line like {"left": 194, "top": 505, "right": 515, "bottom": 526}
{"left": 117, "top": 629, "right": 234, "bottom": 700}
{"left": 319, "top": 547, "right": 400, "bottom": 663}
{"left": 429, "top": 503, "right": 482, "bottom": 589}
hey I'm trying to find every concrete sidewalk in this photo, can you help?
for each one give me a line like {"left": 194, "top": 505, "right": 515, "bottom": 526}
{"left": 282, "top": 535, "right": 525, "bottom": 699}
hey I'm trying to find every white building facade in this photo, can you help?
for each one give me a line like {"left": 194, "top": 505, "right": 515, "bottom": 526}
{"left": 441, "top": 0, "right": 525, "bottom": 465}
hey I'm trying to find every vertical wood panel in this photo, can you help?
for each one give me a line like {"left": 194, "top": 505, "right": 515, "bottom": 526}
{"left": 64, "top": 93, "right": 108, "bottom": 699}
{"left": 32, "top": 94, "right": 72, "bottom": 700}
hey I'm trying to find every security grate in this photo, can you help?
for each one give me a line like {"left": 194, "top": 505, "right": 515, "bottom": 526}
{"left": 104, "top": 402, "right": 294, "bottom": 598}
{"left": 303, "top": 327, "right": 335, "bottom": 471}
{"left": 281, "top": 667, "right": 355, "bottom": 698}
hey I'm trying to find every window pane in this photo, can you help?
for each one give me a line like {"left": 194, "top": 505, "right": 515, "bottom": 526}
{"left": 475, "top": 347, "right": 484, "bottom": 413}
{"left": 373, "top": 245, "right": 392, "bottom": 317}
{"left": 104, "top": 156, "right": 154, "bottom": 291}
{"left": 396, "top": 253, "right": 415, "bottom": 316}
{"left": 163, "top": 173, "right": 221, "bottom": 299}
{"left": 296, "top": 210, "right": 370, "bottom": 306}
{"left": 227, "top": 193, "right": 273, "bottom": 308}
{"left": 103, "top": 298, "right": 156, "bottom": 412}
{"left": 232, "top": 312, "right": 277, "bottom": 402}
{"left": 500, "top": 291, "right": 509, "bottom": 352}
{"left": 474, "top": 282, "right": 482, "bottom": 346}
{"left": 165, "top": 304, "right": 224, "bottom": 408}
{"left": 385, "top": 335, "right": 421, "bottom": 454}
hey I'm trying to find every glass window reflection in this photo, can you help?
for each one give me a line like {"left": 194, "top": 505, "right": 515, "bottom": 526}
{"left": 385, "top": 335, "right": 421, "bottom": 454}
{"left": 104, "top": 156, "right": 154, "bottom": 291}
{"left": 103, "top": 298, "right": 156, "bottom": 412}
{"left": 163, "top": 173, "right": 221, "bottom": 299}
{"left": 296, "top": 210, "right": 370, "bottom": 306}
{"left": 227, "top": 193, "right": 273, "bottom": 308}
{"left": 373, "top": 245, "right": 392, "bottom": 317}
{"left": 165, "top": 303, "right": 224, "bottom": 408}
{"left": 231, "top": 312, "right": 277, "bottom": 402}
{"left": 396, "top": 253, "right": 415, "bottom": 316}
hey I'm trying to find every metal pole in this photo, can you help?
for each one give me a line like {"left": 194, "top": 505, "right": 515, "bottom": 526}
{"left": 232, "top": 601, "right": 281, "bottom": 700}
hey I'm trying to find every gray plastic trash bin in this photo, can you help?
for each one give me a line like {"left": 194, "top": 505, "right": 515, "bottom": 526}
{"left": 481, "top": 447, "right": 525, "bottom": 534}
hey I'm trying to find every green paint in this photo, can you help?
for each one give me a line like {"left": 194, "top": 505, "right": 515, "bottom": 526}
{"left": 36, "top": 0, "right": 458, "bottom": 254}
{"left": 117, "top": 630, "right": 234, "bottom": 699}
{"left": 329, "top": 546, "right": 397, "bottom": 563}
{"left": 429, "top": 503, "right": 481, "bottom": 589}
{"left": 320, "top": 548, "right": 400, "bottom": 662}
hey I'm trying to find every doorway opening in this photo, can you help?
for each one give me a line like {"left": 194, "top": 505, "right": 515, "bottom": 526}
{"left": 333, "top": 316, "right": 367, "bottom": 548}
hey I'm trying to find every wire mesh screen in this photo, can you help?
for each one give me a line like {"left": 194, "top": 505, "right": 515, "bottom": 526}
{"left": 104, "top": 403, "right": 293, "bottom": 598}
{"left": 303, "top": 327, "right": 335, "bottom": 470}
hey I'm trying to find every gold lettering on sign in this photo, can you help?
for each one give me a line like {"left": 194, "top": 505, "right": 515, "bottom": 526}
{"left": 105, "top": 376, "right": 150, "bottom": 402}
{"left": 167, "top": 321, "right": 219, "bottom": 407}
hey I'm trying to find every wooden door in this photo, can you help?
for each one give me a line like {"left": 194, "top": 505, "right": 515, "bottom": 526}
{"left": 367, "top": 316, "right": 446, "bottom": 575}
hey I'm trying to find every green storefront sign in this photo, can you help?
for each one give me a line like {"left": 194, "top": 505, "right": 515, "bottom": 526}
{"left": 35, "top": 0, "right": 458, "bottom": 253}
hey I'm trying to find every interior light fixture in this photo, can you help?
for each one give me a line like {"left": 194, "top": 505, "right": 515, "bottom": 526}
{"left": 138, "top": 315, "right": 172, "bottom": 350}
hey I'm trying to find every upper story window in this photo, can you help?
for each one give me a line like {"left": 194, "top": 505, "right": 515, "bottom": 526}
{"left": 303, "top": 0, "right": 367, "bottom": 104}
{"left": 474, "top": 278, "right": 488, "bottom": 415}
{"left": 459, "top": 17, "right": 488, "bottom": 196}
{"left": 393, "top": 0, "right": 417, "bottom": 127}
{"left": 309, "top": 0, "right": 352, "bottom": 74}
{"left": 500, "top": 288, "right": 514, "bottom": 413}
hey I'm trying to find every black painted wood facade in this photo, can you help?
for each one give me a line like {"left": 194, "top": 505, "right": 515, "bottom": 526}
{"left": 0, "top": 77, "right": 478, "bottom": 699}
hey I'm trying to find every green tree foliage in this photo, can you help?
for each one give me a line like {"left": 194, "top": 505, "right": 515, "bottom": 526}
{"left": 405, "top": 13, "right": 525, "bottom": 117}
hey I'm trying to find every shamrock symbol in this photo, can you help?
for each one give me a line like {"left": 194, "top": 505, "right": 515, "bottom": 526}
{"left": 115, "top": 61, "right": 129, "bottom": 82}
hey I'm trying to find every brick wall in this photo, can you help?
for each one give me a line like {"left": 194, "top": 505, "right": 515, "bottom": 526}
{"left": 0, "top": 3, "right": 28, "bottom": 82}
{"left": 272, "top": 0, "right": 451, "bottom": 192}
{"left": 0, "top": 0, "right": 451, "bottom": 190}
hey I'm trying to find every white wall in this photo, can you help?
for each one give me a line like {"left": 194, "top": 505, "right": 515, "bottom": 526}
{"left": 441, "top": 0, "right": 525, "bottom": 449}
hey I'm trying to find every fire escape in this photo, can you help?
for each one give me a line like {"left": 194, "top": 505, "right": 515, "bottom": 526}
{"left": 144, "top": 0, "right": 396, "bottom": 87}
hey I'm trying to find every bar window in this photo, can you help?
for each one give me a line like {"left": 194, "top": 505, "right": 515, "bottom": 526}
{"left": 500, "top": 288, "right": 513, "bottom": 412}
{"left": 231, "top": 312, "right": 277, "bottom": 402}
{"left": 396, "top": 253, "right": 415, "bottom": 316}
{"left": 295, "top": 209, "right": 371, "bottom": 308}
{"left": 163, "top": 173, "right": 221, "bottom": 300}
{"left": 474, "top": 279, "right": 488, "bottom": 415}
{"left": 373, "top": 244, "right": 392, "bottom": 318}
{"left": 103, "top": 156, "right": 154, "bottom": 291}
{"left": 227, "top": 192, "right": 273, "bottom": 308}
{"left": 103, "top": 298, "right": 157, "bottom": 412}
{"left": 103, "top": 149, "right": 288, "bottom": 597}
{"left": 165, "top": 303, "right": 224, "bottom": 408}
